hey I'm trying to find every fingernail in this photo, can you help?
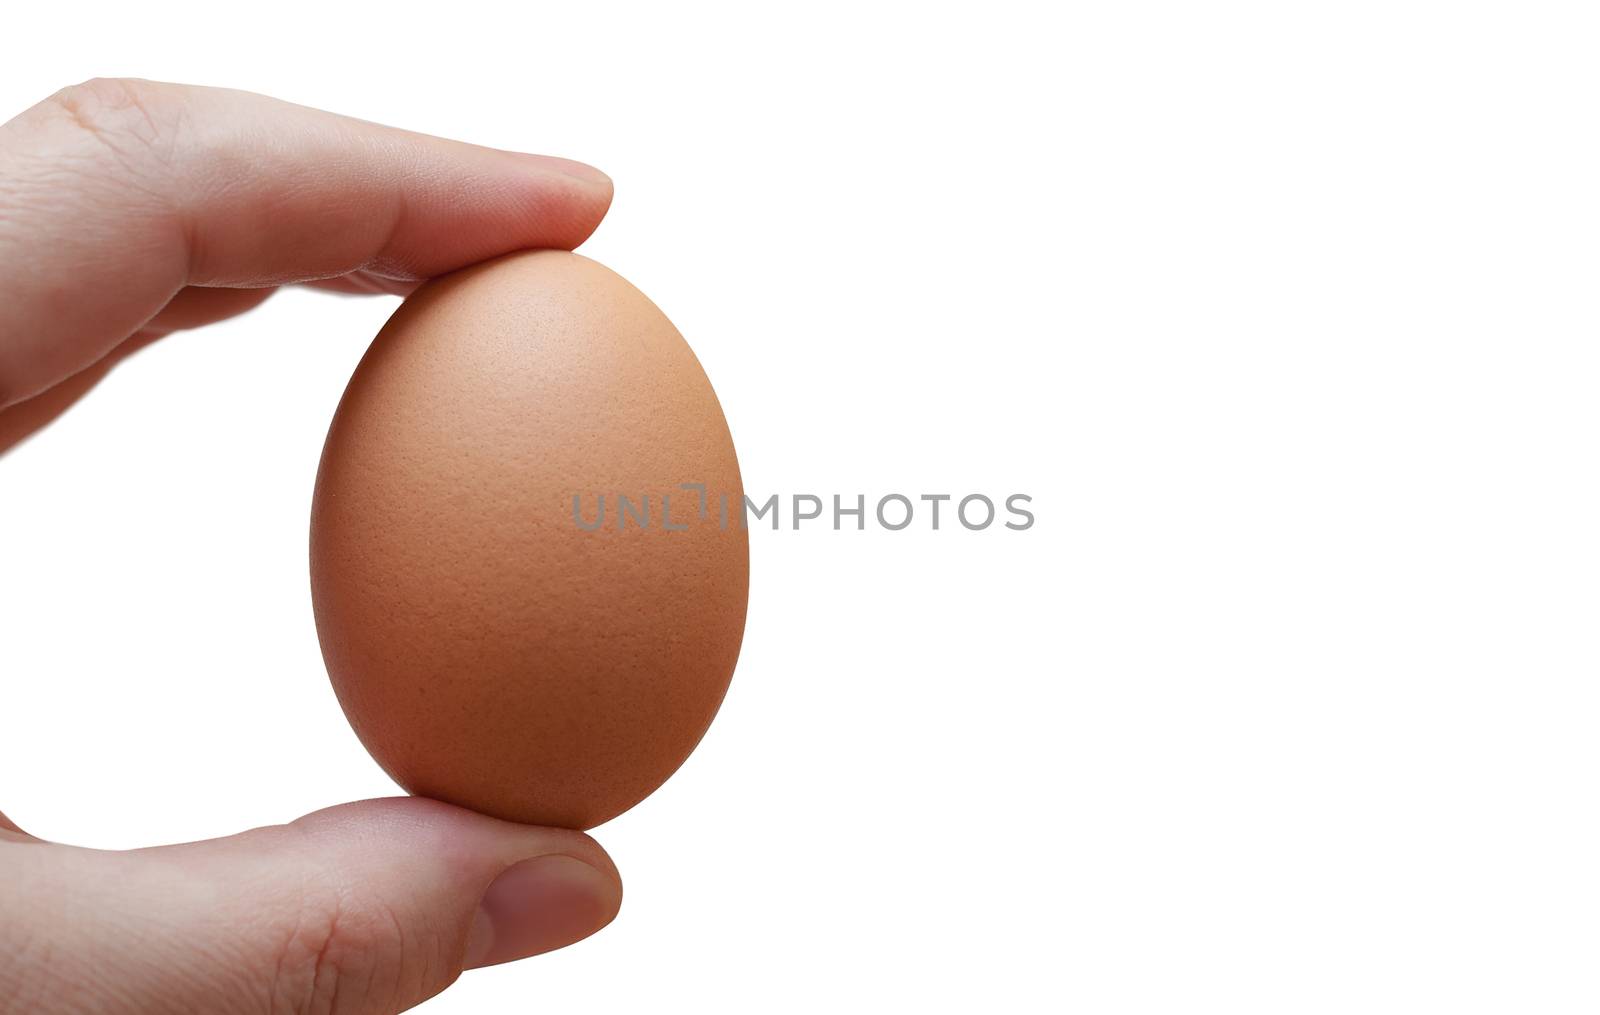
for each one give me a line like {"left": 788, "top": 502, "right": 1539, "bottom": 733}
{"left": 532, "top": 155, "right": 613, "bottom": 188}
{"left": 465, "top": 855, "right": 620, "bottom": 969}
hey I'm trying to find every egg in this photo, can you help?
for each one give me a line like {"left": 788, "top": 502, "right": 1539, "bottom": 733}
{"left": 309, "top": 251, "right": 748, "bottom": 830}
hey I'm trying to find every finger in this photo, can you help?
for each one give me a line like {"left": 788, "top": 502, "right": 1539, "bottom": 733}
{"left": 140, "top": 285, "right": 277, "bottom": 336}
{"left": 0, "top": 287, "right": 273, "bottom": 455}
{"left": 303, "top": 273, "right": 422, "bottom": 296}
{"left": 0, "top": 359, "right": 116, "bottom": 455}
{"left": 0, "top": 77, "right": 613, "bottom": 408}
{"left": 0, "top": 797, "right": 622, "bottom": 1014}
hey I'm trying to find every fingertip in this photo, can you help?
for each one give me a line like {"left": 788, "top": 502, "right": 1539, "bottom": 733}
{"left": 526, "top": 153, "right": 612, "bottom": 190}
{"left": 509, "top": 149, "right": 613, "bottom": 245}
{"left": 532, "top": 160, "right": 614, "bottom": 249}
{"left": 465, "top": 853, "right": 623, "bottom": 969}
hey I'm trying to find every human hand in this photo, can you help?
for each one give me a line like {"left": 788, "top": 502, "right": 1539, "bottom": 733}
{"left": 0, "top": 79, "right": 622, "bottom": 1013}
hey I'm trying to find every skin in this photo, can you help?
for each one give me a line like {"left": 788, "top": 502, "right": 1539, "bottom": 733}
{"left": 0, "top": 79, "right": 625, "bottom": 1014}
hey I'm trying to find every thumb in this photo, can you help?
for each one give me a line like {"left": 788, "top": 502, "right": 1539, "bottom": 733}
{"left": 1, "top": 797, "right": 623, "bottom": 1014}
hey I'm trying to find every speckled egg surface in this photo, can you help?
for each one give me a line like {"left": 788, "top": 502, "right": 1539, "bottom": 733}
{"left": 310, "top": 250, "right": 748, "bottom": 830}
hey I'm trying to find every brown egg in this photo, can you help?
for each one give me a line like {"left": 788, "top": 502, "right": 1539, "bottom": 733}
{"left": 309, "top": 251, "right": 748, "bottom": 830}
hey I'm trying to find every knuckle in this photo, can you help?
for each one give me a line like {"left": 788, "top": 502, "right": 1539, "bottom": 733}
{"left": 43, "top": 78, "right": 184, "bottom": 170}
{"left": 267, "top": 888, "right": 360, "bottom": 1015}
{"left": 265, "top": 881, "right": 443, "bottom": 1015}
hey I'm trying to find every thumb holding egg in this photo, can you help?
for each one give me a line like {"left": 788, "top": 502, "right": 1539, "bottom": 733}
{"left": 0, "top": 798, "right": 621, "bottom": 1012}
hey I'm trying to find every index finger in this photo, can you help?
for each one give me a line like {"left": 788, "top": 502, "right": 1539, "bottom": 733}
{"left": 0, "top": 78, "right": 614, "bottom": 407}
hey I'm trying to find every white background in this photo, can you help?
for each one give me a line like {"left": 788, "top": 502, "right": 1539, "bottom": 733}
{"left": 3, "top": 3, "right": 1598, "bottom": 1012}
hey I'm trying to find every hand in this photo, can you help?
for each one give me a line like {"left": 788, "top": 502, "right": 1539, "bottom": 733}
{"left": 0, "top": 79, "right": 622, "bottom": 1013}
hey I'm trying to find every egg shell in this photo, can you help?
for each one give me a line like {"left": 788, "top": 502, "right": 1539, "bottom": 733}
{"left": 310, "top": 250, "right": 748, "bottom": 830}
